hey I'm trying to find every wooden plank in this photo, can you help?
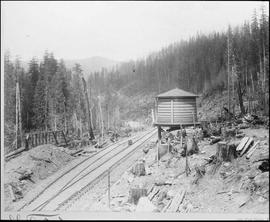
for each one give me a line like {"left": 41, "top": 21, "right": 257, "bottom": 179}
{"left": 240, "top": 138, "right": 254, "bottom": 156}
{"left": 148, "top": 187, "right": 160, "bottom": 201}
{"left": 162, "top": 198, "right": 173, "bottom": 212}
{"left": 166, "top": 190, "right": 186, "bottom": 212}
{"left": 236, "top": 137, "right": 250, "bottom": 151}
{"left": 171, "top": 100, "right": 173, "bottom": 123}
{"left": 246, "top": 141, "right": 260, "bottom": 159}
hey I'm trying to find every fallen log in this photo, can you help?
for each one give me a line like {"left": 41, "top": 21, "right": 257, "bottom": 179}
{"left": 5, "top": 147, "right": 26, "bottom": 160}
{"left": 246, "top": 141, "right": 260, "bottom": 159}
{"left": 30, "top": 155, "right": 51, "bottom": 163}
{"left": 70, "top": 149, "right": 84, "bottom": 156}
{"left": 17, "top": 170, "right": 34, "bottom": 183}
{"left": 210, "top": 137, "right": 222, "bottom": 145}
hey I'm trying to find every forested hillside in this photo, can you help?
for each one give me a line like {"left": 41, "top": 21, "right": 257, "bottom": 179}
{"left": 4, "top": 7, "right": 269, "bottom": 153}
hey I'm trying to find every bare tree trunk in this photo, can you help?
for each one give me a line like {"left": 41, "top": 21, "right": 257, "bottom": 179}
{"left": 82, "top": 77, "right": 95, "bottom": 140}
{"left": 16, "top": 81, "right": 19, "bottom": 149}
{"left": 98, "top": 95, "right": 104, "bottom": 142}
{"left": 64, "top": 105, "right": 67, "bottom": 133}
{"left": 245, "top": 63, "right": 250, "bottom": 113}
{"left": 237, "top": 75, "right": 245, "bottom": 115}
{"left": 227, "top": 31, "right": 231, "bottom": 116}
{"left": 54, "top": 115, "right": 57, "bottom": 131}
{"left": 263, "top": 41, "right": 267, "bottom": 115}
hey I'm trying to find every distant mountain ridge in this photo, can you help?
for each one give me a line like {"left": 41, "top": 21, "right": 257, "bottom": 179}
{"left": 64, "top": 56, "right": 120, "bottom": 77}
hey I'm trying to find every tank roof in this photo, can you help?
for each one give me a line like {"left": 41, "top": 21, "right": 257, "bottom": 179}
{"left": 156, "top": 88, "right": 198, "bottom": 98}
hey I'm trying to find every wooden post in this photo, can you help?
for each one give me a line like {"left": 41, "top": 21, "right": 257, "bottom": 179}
{"left": 157, "top": 140, "right": 159, "bottom": 167}
{"left": 52, "top": 131, "right": 58, "bottom": 145}
{"left": 61, "top": 131, "right": 68, "bottom": 146}
{"left": 192, "top": 111, "right": 195, "bottom": 128}
{"left": 151, "top": 109, "right": 155, "bottom": 124}
{"left": 158, "top": 126, "right": 161, "bottom": 141}
{"left": 108, "top": 169, "right": 110, "bottom": 208}
{"left": 171, "top": 100, "right": 174, "bottom": 124}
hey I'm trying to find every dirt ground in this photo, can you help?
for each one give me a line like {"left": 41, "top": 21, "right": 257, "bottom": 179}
{"left": 91, "top": 126, "right": 269, "bottom": 214}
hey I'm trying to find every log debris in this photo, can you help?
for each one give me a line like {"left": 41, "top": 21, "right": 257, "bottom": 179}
{"left": 166, "top": 189, "right": 186, "bottom": 212}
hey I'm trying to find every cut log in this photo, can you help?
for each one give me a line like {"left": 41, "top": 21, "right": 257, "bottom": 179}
{"left": 236, "top": 133, "right": 245, "bottom": 138}
{"left": 8, "top": 185, "right": 16, "bottom": 202}
{"left": 236, "top": 137, "right": 250, "bottom": 151}
{"left": 128, "top": 187, "right": 147, "bottom": 205}
{"left": 246, "top": 141, "right": 260, "bottom": 159}
{"left": 210, "top": 137, "right": 222, "bottom": 145}
{"left": 240, "top": 138, "right": 254, "bottom": 156}
{"left": 18, "top": 170, "right": 34, "bottom": 183}
{"left": 166, "top": 189, "right": 186, "bottom": 212}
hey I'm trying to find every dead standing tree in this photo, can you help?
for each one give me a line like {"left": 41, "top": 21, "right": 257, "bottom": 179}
{"left": 15, "top": 80, "right": 23, "bottom": 149}
{"left": 232, "top": 55, "right": 246, "bottom": 116}
{"left": 82, "top": 77, "right": 95, "bottom": 140}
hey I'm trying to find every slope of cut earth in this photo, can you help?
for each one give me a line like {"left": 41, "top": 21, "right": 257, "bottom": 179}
{"left": 4, "top": 144, "right": 75, "bottom": 211}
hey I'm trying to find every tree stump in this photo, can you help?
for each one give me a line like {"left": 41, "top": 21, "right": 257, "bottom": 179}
{"left": 128, "top": 187, "right": 147, "bottom": 205}
{"left": 131, "top": 160, "right": 146, "bottom": 176}
{"left": 216, "top": 141, "right": 237, "bottom": 162}
{"left": 192, "top": 164, "right": 206, "bottom": 184}
{"left": 186, "top": 136, "right": 199, "bottom": 156}
{"left": 158, "top": 143, "right": 169, "bottom": 159}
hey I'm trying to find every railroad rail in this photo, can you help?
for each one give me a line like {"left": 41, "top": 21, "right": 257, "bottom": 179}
{"left": 18, "top": 128, "right": 157, "bottom": 211}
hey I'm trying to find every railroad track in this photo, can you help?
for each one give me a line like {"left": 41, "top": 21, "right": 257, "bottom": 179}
{"left": 19, "top": 128, "right": 157, "bottom": 211}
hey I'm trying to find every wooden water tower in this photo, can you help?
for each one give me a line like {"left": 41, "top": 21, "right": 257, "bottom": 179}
{"left": 153, "top": 88, "right": 199, "bottom": 140}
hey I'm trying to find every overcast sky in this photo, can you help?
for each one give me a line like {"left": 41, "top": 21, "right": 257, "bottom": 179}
{"left": 1, "top": 1, "right": 269, "bottom": 62}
